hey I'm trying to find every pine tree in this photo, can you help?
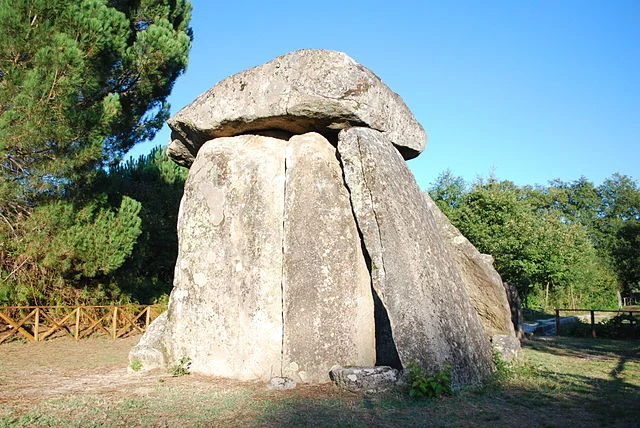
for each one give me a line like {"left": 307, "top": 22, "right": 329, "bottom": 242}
{"left": 0, "top": 0, "right": 192, "bottom": 209}
{"left": 0, "top": 0, "right": 192, "bottom": 304}
{"left": 95, "top": 147, "right": 188, "bottom": 303}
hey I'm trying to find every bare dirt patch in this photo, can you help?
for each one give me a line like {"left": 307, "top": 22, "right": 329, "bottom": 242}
{"left": 1, "top": 337, "right": 149, "bottom": 404}
{"left": 0, "top": 336, "right": 356, "bottom": 426}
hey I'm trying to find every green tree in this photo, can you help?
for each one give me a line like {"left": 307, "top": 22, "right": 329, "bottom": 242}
{"left": 429, "top": 169, "right": 466, "bottom": 218}
{"left": 0, "top": 0, "right": 192, "bottom": 209}
{"left": 429, "top": 175, "right": 618, "bottom": 309}
{"left": 94, "top": 147, "right": 187, "bottom": 303}
{"left": 1, "top": 196, "right": 142, "bottom": 305}
{"left": 0, "top": 0, "right": 192, "bottom": 304}
{"left": 614, "top": 221, "right": 640, "bottom": 296}
{"left": 545, "top": 177, "right": 601, "bottom": 227}
{"left": 595, "top": 174, "right": 640, "bottom": 296}
{"left": 541, "top": 174, "right": 640, "bottom": 298}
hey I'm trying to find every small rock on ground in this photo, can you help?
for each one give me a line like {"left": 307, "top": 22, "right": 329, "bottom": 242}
{"left": 267, "top": 377, "right": 297, "bottom": 390}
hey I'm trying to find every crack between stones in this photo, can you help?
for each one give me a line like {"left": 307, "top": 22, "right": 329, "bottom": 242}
{"left": 352, "top": 132, "right": 403, "bottom": 369}
{"left": 279, "top": 151, "right": 287, "bottom": 377}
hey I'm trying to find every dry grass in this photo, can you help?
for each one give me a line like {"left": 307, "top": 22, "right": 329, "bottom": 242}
{"left": 1, "top": 335, "right": 638, "bottom": 427}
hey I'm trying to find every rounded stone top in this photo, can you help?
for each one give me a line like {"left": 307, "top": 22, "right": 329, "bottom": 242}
{"left": 167, "top": 49, "right": 427, "bottom": 167}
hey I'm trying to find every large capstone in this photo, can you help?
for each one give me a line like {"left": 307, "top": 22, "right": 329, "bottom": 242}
{"left": 167, "top": 49, "right": 426, "bottom": 167}
{"left": 131, "top": 49, "right": 519, "bottom": 390}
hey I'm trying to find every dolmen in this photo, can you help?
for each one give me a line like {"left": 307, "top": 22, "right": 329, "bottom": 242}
{"left": 129, "top": 49, "right": 519, "bottom": 389}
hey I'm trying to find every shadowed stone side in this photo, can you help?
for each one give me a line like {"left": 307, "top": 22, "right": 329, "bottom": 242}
{"left": 281, "top": 133, "right": 375, "bottom": 383}
{"left": 424, "top": 194, "right": 520, "bottom": 360}
{"left": 167, "top": 49, "right": 426, "bottom": 167}
{"left": 337, "top": 127, "right": 494, "bottom": 388}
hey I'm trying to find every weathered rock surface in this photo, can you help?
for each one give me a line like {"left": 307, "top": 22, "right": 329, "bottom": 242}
{"left": 424, "top": 195, "right": 520, "bottom": 359}
{"left": 491, "top": 334, "right": 521, "bottom": 362}
{"left": 337, "top": 127, "right": 494, "bottom": 388}
{"left": 164, "top": 134, "right": 287, "bottom": 380}
{"left": 266, "top": 377, "right": 297, "bottom": 390}
{"left": 167, "top": 49, "right": 426, "bottom": 167}
{"left": 128, "top": 312, "right": 168, "bottom": 373}
{"left": 281, "top": 133, "right": 375, "bottom": 383}
{"left": 138, "top": 132, "right": 377, "bottom": 382}
{"left": 330, "top": 366, "right": 399, "bottom": 392}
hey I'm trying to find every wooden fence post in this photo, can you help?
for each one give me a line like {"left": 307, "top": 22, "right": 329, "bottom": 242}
{"left": 555, "top": 309, "right": 560, "bottom": 336}
{"left": 145, "top": 306, "right": 151, "bottom": 329}
{"left": 75, "top": 307, "right": 81, "bottom": 340}
{"left": 34, "top": 307, "right": 40, "bottom": 342}
{"left": 591, "top": 310, "right": 596, "bottom": 338}
{"left": 112, "top": 306, "right": 118, "bottom": 339}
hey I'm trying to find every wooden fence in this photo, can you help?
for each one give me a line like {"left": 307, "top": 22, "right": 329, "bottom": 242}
{"left": 0, "top": 305, "right": 164, "bottom": 344}
{"left": 555, "top": 308, "right": 639, "bottom": 338}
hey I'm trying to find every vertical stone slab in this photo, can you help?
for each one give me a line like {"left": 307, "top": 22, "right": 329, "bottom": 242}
{"left": 424, "top": 194, "right": 520, "bottom": 360}
{"left": 338, "top": 127, "right": 493, "bottom": 388}
{"left": 282, "top": 132, "right": 375, "bottom": 383}
{"left": 165, "top": 135, "right": 286, "bottom": 381}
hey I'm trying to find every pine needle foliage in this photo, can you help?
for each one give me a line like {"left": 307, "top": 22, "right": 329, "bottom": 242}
{"left": 0, "top": 0, "right": 192, "bottom": 305}
{"left": 0, "top": 0, "right": 192, "bottom": 208}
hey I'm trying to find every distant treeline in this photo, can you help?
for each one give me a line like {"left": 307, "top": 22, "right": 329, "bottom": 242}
{"left": 428, "top": 171, "right": 639, "bottom": 310}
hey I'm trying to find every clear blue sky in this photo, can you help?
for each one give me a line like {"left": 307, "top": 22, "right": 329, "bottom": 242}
{"left": 130, "top": 0, "right": 640, "bottom": 190}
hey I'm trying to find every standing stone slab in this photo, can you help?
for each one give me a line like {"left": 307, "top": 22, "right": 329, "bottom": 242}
{"left": 164, "top": 134, "right": 287, "bottom": 381}
{"left": 282, "top": 132, "right": 375, "bottom": 383}
{"left": 128, "top": 312, "right": 168, "bottom": 372}
{"left": 337, "top": 127, "right": 494, "bottom": 388}
{"left": 167, "top": 49, "right": 426, "bottom": 167}
{"left": 424, "top": 194, "right": 520, "bottom": 359}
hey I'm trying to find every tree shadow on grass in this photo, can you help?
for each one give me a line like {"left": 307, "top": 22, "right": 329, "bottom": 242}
{"left": 254, "top": 338, "right": 640, "bottom": 427}
{"left": 255, "top": 379, "right": 639, "bottom": 427}
{"left": 524, "top": 336, "right": 640, "bottom": 360}
{"left": 509, "top": 337, "right": 639, "bottom": 425}
{"left": 253, "top": 397, "right": 375, "bottom": 427}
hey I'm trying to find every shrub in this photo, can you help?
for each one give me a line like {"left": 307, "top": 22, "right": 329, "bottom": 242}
{"left": 168, "top": 356, "right": 191, "bottom": 377}
{"left": 562, "top": 313, "right": 640, "bottom": 339}
{"left": 405, "top": 361, "right": 452, "bottom": 399}
{"left": 130, "top": 359, "right": 143, "bottom": 372}
{"left": 600, "top": 313, "right": 640, "bottom": 339}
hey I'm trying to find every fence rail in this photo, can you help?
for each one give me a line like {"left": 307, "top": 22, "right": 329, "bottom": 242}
{"left": 0, "top": 305, "right": 164, "bottom": 344}
{"left": 555, "top": 308, "right": 640, "bottom": 338}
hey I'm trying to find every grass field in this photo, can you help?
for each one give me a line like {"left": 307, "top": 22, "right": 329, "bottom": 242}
{"left": 1, "top": 335, "right": 638, "bottom": 427}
